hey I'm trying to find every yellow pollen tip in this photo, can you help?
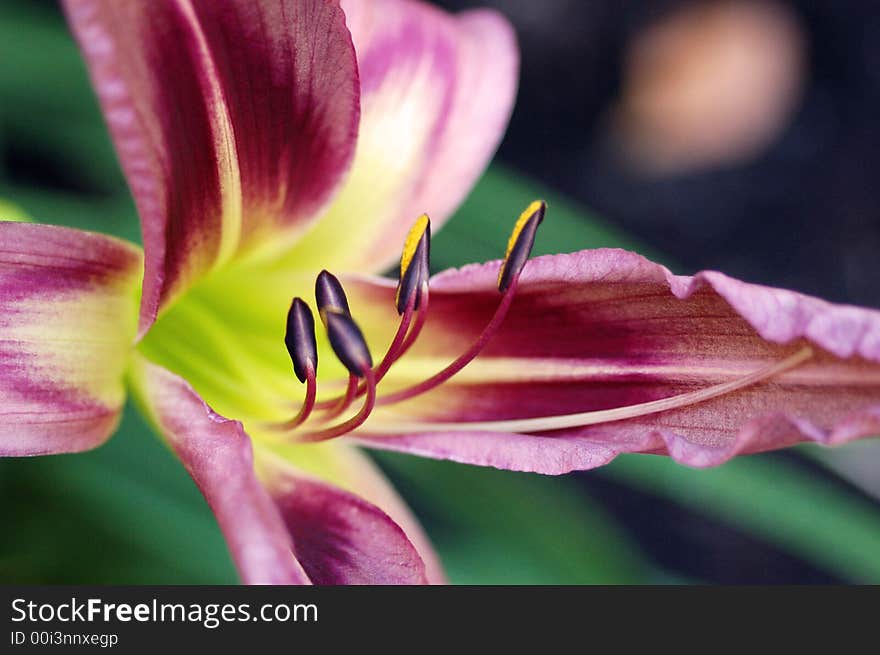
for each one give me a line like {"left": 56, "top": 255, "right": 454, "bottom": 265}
{"left": 498, "top": 200, "right": 545, "bottom": 289}
{"left": 505, "top": 200, "right": 544, "bottom": 259}
{"left": 400, "top": 213, "right": 430, "bottom": 279}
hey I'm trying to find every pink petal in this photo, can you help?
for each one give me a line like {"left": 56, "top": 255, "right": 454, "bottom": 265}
{"left": 132, "top": 357, "right": 429, "bottom": 584}
{"left": 259, "top": 456, "right": 429, "bottom": 585}
{"left": 345, "top": 248, "right": 880, "bottom": 473}
{"left": 290, "top": 0, "right": 518, "bottom": 272}
{"left": 132, "top": 357, "right": 311, "bottom": 584}
{"left": 312, "top": 445, "right": 446, "bottom": 583}
{"left": 62, "top": 0, "right": 359, "bottom": 335}
{"left": 0, "top": 223, "right": 141, "bottom": 456}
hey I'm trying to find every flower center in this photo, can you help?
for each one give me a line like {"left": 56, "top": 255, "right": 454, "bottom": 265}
{"left": 138, "top": 201, "right": 814, "bottom": 453}
{"left": 269, "top": 202, "right": 544, "bottom": 442}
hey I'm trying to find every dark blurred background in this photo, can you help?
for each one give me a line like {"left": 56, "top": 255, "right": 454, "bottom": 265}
{"left": 439, "top": 0, "right": 880, "bottom": 583}
{"left": 2, "top": 0, "right": 879, "bottom": 585}
{"left": 439, "top": 0, "right": 880, "bottom": 307}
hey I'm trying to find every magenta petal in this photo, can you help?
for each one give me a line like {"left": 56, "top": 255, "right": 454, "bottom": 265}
{"left": 133, "top": 357, "right": 429, "bottom": 584}
{"left": 260, "top": 458, "right": 429, "bottom": 585}
{"left": 132, "top": 358, "right": 311, "bottom": 584}
{"left": 292, "top": 0, "right": 518, "bottom": 273}
{"left": 347, "top": 249, "right": 880, "bottom": 472}
{"left": 0, "top": 223, "right": 141, "bottom": 456}
{"left": 346, "top": 0, "right": 517, "bottom": 265}
{"left": 63, "top": 0, "right": 359, "bottom": 334}
{"left": 188, "top": 0, "right": 359, "bottom": 229}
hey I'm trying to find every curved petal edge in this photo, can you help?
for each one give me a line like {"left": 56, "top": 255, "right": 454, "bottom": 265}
{"left": 63, "top": 0, "right": 360, "bottom": 334}
{"left": 130, "top": 356, "right": 311, "bottom": 584}
{"left": 257, "top": 453, "right": 430, "bottom": 585}
{"left": 0, "top": 222, "right": 141, "bottom": 456}
{"left": 346, "top": 248, "right": 880, "bottom": 473}
{"left": 288, "top": 0, "right": 519, "bottom": 273}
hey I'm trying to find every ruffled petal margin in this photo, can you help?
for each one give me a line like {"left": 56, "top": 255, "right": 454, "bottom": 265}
{"left": 338, "top": 248, "right": 880, "bottom": 473}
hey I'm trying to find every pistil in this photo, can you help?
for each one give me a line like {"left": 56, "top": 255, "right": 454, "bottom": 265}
{"left": 369, "top": 346, "right": 815, "bottom": 434}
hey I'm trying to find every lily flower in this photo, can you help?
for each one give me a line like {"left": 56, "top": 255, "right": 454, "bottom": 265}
{"left": 1, "top": 0, "right": 878, "bottom": 585}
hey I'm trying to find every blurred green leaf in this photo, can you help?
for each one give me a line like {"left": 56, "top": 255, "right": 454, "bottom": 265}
{"left": 602, "top": 452, "right": 880, "bottom": 582}
{"left": 0, "top": 404, "right": 237, "bottom": 584}
{"left": 433, "top": 166, "right": 664, "bottom": 271}
{"left": 0, "top": 2, "right": 126, "bottom": 192}
{"left": 0, "top": 198, "right": 30, "bottom": 222}
{"left": 2, "top": 118, "right": 128, "bottom": 193}
{"left": 0, "top": 3, "right": 99, "bottom": 121}
{"left": 0, "top": 181, "right": 139, "bottom": 242}
{"left": 375, "top": 452, "right": 651, "bottom": 584}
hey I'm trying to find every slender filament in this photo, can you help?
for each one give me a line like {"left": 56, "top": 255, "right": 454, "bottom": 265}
{"left": 314, "top": 289, "right": 421, "bottom": 414}
{"left": 277, "top": 366, "right": 316, "bottom": 429}
{"left": 317, "top": 372, "right": 358, "bottom": 418}
{"left": 376, "top": 278, "right": 518, "bottom": 406}
{"left": 368, "top": 346, "right": 814, "bottom": 433}
{"left": 297, "top": 368, "right": 377, "bottom": 443}
{"left": 373, "top": 290, "right": 418, "bottom": 382}
{"left": 396, "top": 280, "right": 430, "bottom": 362}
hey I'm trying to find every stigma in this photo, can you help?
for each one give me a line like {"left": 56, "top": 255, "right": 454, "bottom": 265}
{"left": 271, "top": 199, "right": 813, "bottom": 443}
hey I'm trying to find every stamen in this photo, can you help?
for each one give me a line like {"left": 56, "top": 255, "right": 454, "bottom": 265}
{"left": 315, "top": 269, "right": 351, "bottom": 322}
{"left": 376, "top": 201, "right": 545, "bottom": 406}
{"left": 320, "top": 373, "right": 359, "bottom": 419}
{"left": 310, "top": 270, "right": 363, "bottom": 413}
{"left": 369, "top": 214, "right": 432, "bottom": 379}
{"left": 376, "top": 278, "right": 518, "bottom": 406}
{"left": 397, "top": 279, "right": 430, "bottom": 358}
{"left": 281, "top": 298, "right": 318, "bottom": 427}
{"left": 293, "top": 308, "right": 378, "bottom": 441}
{"left": 323, "top": 309, "right": 373, "bottom": 378}
{"left": 297, "top": 368, "right": 377, "bottom": 443}
{"left": 396, "top": 214, "right": 431, "bottom": 314}
{"left": 282, "top": 369, "right": 316, "bottom": 429}
{"left": 369, "top": 347, "right": 814, "bottom": 434}
{"left": 318, "top": 278, "right": 422, "bottom": 415}
{"left": 375, "top": 289, "right": 418, "bottom": 381}
{"left": 315, "top": 214, "right": 432, "bottom": 413}
{"left": 311, "top": 267, "right": 360, "bottom": 413}
{"left": 278, "top": 203, "right": 541, "bottom": 437}
{"left": 498, "top": 200, "right": 545, "bottom": 292}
